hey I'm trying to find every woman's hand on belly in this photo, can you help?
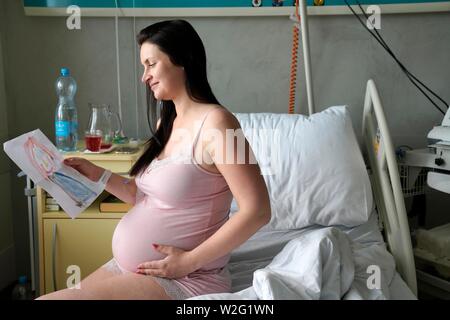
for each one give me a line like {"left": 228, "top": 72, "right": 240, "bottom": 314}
{"left": 135, "top": 244, "right": 198, "bottom": 279}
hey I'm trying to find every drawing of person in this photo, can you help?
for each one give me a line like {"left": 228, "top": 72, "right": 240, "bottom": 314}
{"left": 24, "top": 136, "right": 96, "bottom": 207}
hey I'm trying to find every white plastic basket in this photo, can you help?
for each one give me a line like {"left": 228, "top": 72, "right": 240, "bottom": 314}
{"left": 397, "top": 163, "right": 430, "bottom": 198}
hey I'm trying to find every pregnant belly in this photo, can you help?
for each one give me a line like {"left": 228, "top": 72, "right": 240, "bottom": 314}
{"left": 112, "top": 203, "right": 205, "bottom": 272}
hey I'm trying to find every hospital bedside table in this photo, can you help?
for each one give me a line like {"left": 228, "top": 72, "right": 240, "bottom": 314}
{"left": 36, "top": 145, "right": 144, "bottom": 297}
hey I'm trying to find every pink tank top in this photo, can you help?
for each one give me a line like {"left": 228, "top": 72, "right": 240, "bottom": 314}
{"left": 112, "top": 110, "right": 233, "bottom": 273}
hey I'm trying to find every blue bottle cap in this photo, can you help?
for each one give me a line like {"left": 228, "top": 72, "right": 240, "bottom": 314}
{"left": 18, "top": 275, "right": 27, "bottom": 284}
{"left": 60, "top": 68, "right": 70, "bottom": 77}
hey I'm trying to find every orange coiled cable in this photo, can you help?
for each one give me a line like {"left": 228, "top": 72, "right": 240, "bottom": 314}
{"left": 288, "top": 0, "right": 300, "bottom": 114}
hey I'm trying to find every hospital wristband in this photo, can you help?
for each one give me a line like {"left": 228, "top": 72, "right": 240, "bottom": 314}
{"left": 99, "top": 169, "right": 113, "bottom": 187}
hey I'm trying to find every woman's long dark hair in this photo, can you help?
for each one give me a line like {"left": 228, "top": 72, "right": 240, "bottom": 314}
{"left": 129, "top": 20, "right": 220, "bottom": 177}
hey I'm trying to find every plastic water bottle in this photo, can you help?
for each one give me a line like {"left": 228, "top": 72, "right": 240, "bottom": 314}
{"left": 11, "top": 275, "right": 32, "bottom": 300}
{"left": 55, "top": 67, "right": 78, "bottom": 152}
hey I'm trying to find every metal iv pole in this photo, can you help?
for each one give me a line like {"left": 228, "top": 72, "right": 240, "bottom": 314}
{"left": 19, "top": 171, "right": 39, "bottom": 296}
{"left": 299, "top": 0, "right": 315, "bottom": 115}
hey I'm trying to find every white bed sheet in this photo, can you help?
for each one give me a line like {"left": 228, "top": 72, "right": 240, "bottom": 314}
{"left": 191, "top": 210, "right": 417, "bottom": 300}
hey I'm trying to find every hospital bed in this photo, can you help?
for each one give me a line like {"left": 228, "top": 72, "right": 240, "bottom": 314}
{"left": 191, "top": 79, "right": 417, "bottom": 300}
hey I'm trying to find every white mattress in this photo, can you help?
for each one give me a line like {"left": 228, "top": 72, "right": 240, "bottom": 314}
{"left": 226, "top": 210, "right": 416, "bottom": 300}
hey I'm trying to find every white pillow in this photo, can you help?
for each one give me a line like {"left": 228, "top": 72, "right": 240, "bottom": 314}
{"left": 231, "top": 106, "right": 373, "bottom": 230}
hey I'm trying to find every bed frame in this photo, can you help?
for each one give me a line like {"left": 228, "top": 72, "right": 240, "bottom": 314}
{"left": 361, "top": 79, "right": 418, "bottom": 296}
{"left": 296, "top": 0, "right": 417, "bottom": 296}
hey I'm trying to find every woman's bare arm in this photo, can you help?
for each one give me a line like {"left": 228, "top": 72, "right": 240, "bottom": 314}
{"left": 107, "top": 118, "right": 161, "bottom": 204}
{"left": 188, "top": 109, "right": 271, "bottom": 269}
{"left": 105, "top": 174, "right": 138, "bottom": 205}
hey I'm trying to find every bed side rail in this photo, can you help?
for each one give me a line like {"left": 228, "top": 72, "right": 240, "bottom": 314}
{"left": 362, "top": 79, "right": 418, "bottom": 296}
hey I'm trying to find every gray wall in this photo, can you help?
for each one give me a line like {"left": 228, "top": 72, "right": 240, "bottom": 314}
{"left": 1, "top": 0, "right": 449, "bottom": 280}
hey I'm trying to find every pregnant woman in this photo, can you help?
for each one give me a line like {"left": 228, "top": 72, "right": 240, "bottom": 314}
{"left": 37, "top": 20, "right": 271, "bottom": 300}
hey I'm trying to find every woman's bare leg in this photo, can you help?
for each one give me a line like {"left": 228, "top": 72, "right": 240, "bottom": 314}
{"left": 36, "top": 272, "right": 171, "bottom": 300}
{"left": 80, "top": 264, "right": 122, "bottom": 288}
{"left": 35, "top": 263, "right": 117, "bottom": 299}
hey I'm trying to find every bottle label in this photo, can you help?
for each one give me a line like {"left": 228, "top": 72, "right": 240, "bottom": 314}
{"left": 55, "top": 121, "right": 70, "bottom": 137}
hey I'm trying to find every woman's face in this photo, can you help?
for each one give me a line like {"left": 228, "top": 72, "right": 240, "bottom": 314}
{"left": 140, "top": 42, "right": 186, "bottom": 101}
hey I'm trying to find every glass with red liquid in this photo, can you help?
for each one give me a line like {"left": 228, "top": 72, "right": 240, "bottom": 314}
{"left": 85, "top": 130, "right": 102, "bottom": 152}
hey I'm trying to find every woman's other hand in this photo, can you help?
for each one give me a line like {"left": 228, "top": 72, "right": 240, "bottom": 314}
{"left": 136, "top": 244, "right": 198, "bottom": 279}
{"left": 63, "top": 157, "right": 105, "bottom": 182}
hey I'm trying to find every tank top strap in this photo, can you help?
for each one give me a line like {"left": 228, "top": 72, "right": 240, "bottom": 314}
{"left": 192, "top": 109, "right": 215, "bottom": 148}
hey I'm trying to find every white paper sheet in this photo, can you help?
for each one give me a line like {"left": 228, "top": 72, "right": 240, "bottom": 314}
{"left": 3, "top": 129, "right": 110, "bottom": 218}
